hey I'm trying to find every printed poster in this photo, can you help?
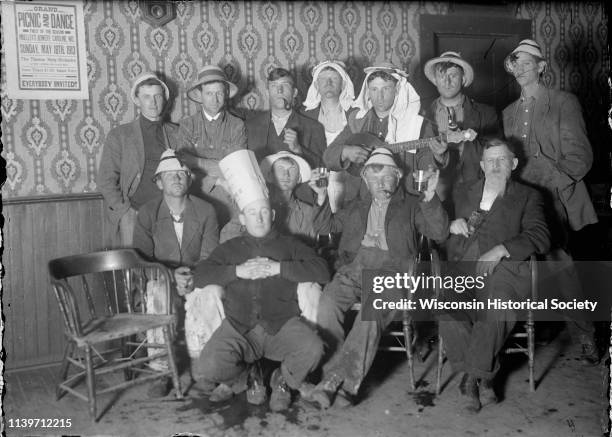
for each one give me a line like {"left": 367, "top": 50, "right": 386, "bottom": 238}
{"left": 2, "top": 0, "right": 88, "bottom": 99}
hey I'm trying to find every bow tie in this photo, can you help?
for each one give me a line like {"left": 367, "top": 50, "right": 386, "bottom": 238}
{"left": 170, "top": 213, "right": 184, "bottom": 223}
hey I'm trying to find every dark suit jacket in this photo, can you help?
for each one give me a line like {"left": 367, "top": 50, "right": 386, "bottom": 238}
{"left": 315, "top": 190, "right": 449, "bottom": 271}
{"left": 447, "top": 179, "right": 550, "bottom": 263}
{"left": 133, "top": 195, "right": 219, "bottom": 268}
{"left": 97, "top": 117, "right": 180, "bottom": 237}
{"left": 503, "top": 88, "right": 597, "bottom": 231}
{"left": 422, "top": 97, "right": 501, "bottom": 200}
{"left": 245, "top": 110, "right": 327, "bottom": 167}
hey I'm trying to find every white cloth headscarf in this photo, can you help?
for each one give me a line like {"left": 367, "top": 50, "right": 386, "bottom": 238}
{"left": 352, "top": 64, "right": 423, "bottom": 146}
{"left": 303, "top": 60, "right": 355, "bottom": 112}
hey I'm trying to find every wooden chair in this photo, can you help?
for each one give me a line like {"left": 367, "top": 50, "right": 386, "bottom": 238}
{"left": 352, "top": 248, "right": 440, "bottom": 392}
{"left": 436, "top": 254, "right": 539, "bottom": 394}
{"left": 48, "top": 249, "right": 183, "bottom": 421}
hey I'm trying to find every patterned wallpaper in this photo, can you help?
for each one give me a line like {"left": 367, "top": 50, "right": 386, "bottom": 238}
{"left": 1, "top": 1, "right": 609, "bottom": 198}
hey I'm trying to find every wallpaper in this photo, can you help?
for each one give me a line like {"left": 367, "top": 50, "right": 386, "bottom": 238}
{"left": 0, "top": 1, "right": 609, "bottom": 198}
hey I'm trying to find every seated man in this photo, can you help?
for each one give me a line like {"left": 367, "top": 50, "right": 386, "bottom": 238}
{"left": 440, "top": 138, "right": 550, "bottom": 413}
{"left": 260, "top": 151, "right": 329, "bottom": 246}
{"left": 246, "top": 67, "right": 327, "bottom": 168}
{"left": 178, "top": 150, "right": 330, "bottom": 412}
{"left": 310, "top": 148, "right": 449, "bottom": 408}
{"left": 133, "top": 149, "right": 222, "bottom": 397}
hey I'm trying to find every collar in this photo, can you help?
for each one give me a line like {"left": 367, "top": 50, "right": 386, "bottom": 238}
{"left": 244, "top": 228, "right": 279, "bottom": 243}
{"left": 271, "top": 111, "right": 292, "bottom": 122}
{"left": 202, "top": 110, "right": 224, "bottom": 122}
{"left": 520, "top": 84, "right": 545, "bottom": 102}
{"left": 435, "top": 94, "right": 465, "bottom": 110}
{"left": 140, "top": 115, "right": 162, "bottom": 127}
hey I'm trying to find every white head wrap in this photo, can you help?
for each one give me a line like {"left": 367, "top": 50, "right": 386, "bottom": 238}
{"left": 351, "top": 63, "right": 423, "bottom": 144}
{"left": 303, "top": 61, "right": 355, "bottom": 112}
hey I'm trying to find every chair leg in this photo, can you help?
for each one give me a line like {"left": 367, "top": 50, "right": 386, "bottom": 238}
{"left": 403, "top": 318, "right": 416, "bottom": 391}
{"left": 527, "top": 319, "right": 535, "bottom": 392}
{"left": 436, "top": 335, "right": 444, "bottom": 395}
{"left": 163, "top": 326, "right": 183, "bottom": 399}
{"left": 84, "top": 345, "right": 97, "bottom": 421}
{"left": 56, "top": 341, "right": 75, "bottom": 400}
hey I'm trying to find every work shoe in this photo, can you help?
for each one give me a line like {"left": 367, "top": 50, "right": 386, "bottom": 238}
{"left": 307, "top": 373, "right": 343, "bottom": 409}
{"left": 333, "top": 389, "right": 354, "bottom": 408}
{"left": 147, "top": 377, "right": 172, "bottom": 398}
{"left": 209, "top": 383, "right": 234, "bottom": 402}
{"left": 269, "top": 369, "right": 291, "bottom": 412}
{"left": 246, "top": 368, "right": 267, "bottom": 405}
{"left": 460, "top": 374, "right": 481, "bottom": 414}
{"left": 478, "top": 379, "right": 498, "bottom": 406}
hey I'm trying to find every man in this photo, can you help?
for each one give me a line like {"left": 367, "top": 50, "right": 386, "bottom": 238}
{"left": 98, "top": 73, "right": 179, "bottom": 247}
{"left": 423, "top": 51, "right": 501, "bottom": 212}
{"left": 440, "top": 138, "right": 550, "bottom": 413}
{"left": 246, "top": 67, "right": 327, "bottom": 168}
{"left": 259, "top": 151, "right": 328, "bottom": 245}
{"left": 303, "top": 60, "right": 357, "bottom": 211}
{"left": 502, "top": 39, "right": 599, "bottom": 365}
{"left": 177, "top": 65, "right": 247, "bottom": 230}
{"left": 178, "top": 150, "right": 329, "bottom": 412}
{"left": 133, "top": 149, "right": 221, "bottom": 397}
{"left": 310, "top": 148, "right": 448, "bottom": 408}
{"left": 323, "top": 62, "right": 462, "bottom": 196}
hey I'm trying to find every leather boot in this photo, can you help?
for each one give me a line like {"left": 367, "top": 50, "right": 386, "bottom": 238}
{"left": 461, "top": 374, "right": 481, "bottom": 414}
{"left": 478, "top": 378, "right": 498, "bottom": 406}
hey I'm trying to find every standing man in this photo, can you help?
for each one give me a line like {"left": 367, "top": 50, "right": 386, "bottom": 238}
{"left": 423, "top": 52, "right": 501, "bottom": 211}
{"left": 98, "top": 73, "right": 179, "bottom": 247}
{"left": 246, "top": 67, "right": 327, "bottom": 168}
{"left": 177, "top": 65, "right": 247, "bottom": 230}
{"left": 303, "top": 60, "right": 356, "bottom": 211}
{"left": 503, "top": 39, "right": 599, "bottom": 365}
{"left": 441, "top": 138, "right": 550, "bottom": 413}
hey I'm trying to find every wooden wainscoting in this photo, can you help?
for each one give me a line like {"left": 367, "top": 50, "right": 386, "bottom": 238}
{"left": 3, "top": 193, "right": 111, "bottom": 371}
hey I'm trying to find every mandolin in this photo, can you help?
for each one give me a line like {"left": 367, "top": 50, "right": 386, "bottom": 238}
{"left": 344, "top": 129, "right": 477, "bottom": 154}
{"left": 343, "top": 129, "right": 477, "bottom": 176}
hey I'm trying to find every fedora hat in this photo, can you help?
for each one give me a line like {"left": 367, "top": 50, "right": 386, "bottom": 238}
{"left": 187, "top": 65, "right": 239, "bottom": 103}
{"left": 424, "top": 51, "right": 474, "bottom": 87}
{"left": 130, "top": 73, "right": 170, "bottom": 104}
{"left": 259, "top": 151, "right": 312, "bottom": 184}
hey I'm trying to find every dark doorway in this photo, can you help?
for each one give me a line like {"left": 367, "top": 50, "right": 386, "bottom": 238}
{"left": 419, "top": 14, "right": 532, "bottom": 112}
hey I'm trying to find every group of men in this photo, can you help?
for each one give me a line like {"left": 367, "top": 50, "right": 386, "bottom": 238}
{"left": 97, "top": 38, "right": 599, "bottom": 414}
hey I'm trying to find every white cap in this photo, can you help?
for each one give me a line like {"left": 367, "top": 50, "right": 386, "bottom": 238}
{"left": 363, "top": 148, "right": 399, "bottom": 169}
{"left": 219, "top": 150, "right": 269, "bottom": 211}
{"left": 131, "top": 73, "right": 169, "bottom": 104}
{"left": 259, "top": 151, "right": 312, "bottom": 183}
{"left": 504, "top": 39, "right": 547, "bottom": 73}
{"left": 154, "top": 149, "right": 190, "bottom": 180}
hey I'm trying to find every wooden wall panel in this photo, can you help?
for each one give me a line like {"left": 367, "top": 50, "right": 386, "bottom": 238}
{"left": 3, "top": 194, "right": 110, "bottom": 370}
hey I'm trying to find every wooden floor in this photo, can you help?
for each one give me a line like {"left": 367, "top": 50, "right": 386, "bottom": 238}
{"left": 3, "top": 329, "right": 608, "bottom": 437}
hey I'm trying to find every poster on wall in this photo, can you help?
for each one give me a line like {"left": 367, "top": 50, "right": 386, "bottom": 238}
{"left": 2, "top": 0, "right": 88, "bottom": 100}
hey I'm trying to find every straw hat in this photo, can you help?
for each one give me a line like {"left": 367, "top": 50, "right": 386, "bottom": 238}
{"left": 423, "top": 51, "right": 474, "bottom": 87}
{"left": 504, "top": 39, "right": 546, "bottom": 73}
{"left": 187, "top": 65, "right": 239, "bottom": 103}
{"left": 259, "top": 151, "right": 312, "bottom": 183}
{"left": 130, "top": 73, "right": 169, "bottom": 104}
{"left": 154, "top": 149, "right": 190, "bottom": 180}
